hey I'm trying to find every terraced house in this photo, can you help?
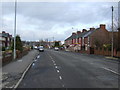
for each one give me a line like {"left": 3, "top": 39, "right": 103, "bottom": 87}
{"left": 65, "top": 24, "right": 110, "bottom": 54}
{"left": 0, "top": 31, "right": 12, "bottom": 48}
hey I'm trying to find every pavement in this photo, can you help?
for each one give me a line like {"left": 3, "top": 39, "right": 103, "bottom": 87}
{"left": 1, "top": 50, "right": 39, "bottom": 88}
{"left": 18, "top": 49, "right": 119, "bottom": 88}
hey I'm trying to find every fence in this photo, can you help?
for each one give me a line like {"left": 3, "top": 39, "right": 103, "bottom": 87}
{"left": 66, "top": 46, "right": 120, "bottom": 57}
{"left": 2, "top": 48, "right": 30, "bottom": 66}
{"left": 94, "top": 48, "right": 120, "bottom": 57}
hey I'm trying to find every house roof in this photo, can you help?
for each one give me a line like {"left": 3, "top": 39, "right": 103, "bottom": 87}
{"left": 0, "top": 32, "right": 12, "bottom": 38}
{"left": 82, "top": 29, "right": 97, "bottom": 37}
{"left": 65, "top": 35, "right": 73, "bottom": 41}
{"left": 78, "top": 31, "right": 89, "bottom": 38}
{"left": 65, "top": 24, "right": 113, "bottom": 41}
{"left": 65, "top": 30, "right": 95, "bottom": 41}
{"left": 2, "top": 33, "right": 9, "bottom": 37}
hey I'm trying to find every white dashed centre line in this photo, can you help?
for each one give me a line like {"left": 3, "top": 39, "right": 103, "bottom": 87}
{"left": 34, "top": 59, "right": 37, "bottom": 62}
{"left": 55, "top": 66, "right": 58, "bottom": 69}
{"left": 59, "top": 76, "right": 62, "bottom": 80}
{"left": 37, "top": 55, "right": 40, "bottom": 58}
{"left": 57, "top": 70, "right": 60, "bottom": 73}
{"left": 48, "top": 53, "right": 64, "bottom": 87}
{"left": 50, "top": 56, "right": 53, "bottom": 59}
{"left": 54, "top": 63, "right": 56, "bottom": 65}
{"left": 90, "top": 63, "right": 94, "bottom": 64}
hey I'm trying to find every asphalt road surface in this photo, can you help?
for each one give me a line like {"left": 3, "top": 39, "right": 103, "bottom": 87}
{"left": 18, "top": 49, "right": 119, "bottom": 88}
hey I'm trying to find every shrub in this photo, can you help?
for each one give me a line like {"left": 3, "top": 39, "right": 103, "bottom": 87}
{"left": 2, "top": 47, "right": 5, "bottom": 51}
{"left": 11, "top": 35, "right": 23, "bottom": 52}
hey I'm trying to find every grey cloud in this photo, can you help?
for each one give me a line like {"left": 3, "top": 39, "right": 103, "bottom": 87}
{"left": 1, "top": 2, "right": 118, "bottom": 41}
{"left": 14, "top": 2, "right": 117, "bottom": 24}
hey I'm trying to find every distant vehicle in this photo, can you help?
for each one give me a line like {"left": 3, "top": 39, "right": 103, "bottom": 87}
{"left": 54, "top": 47, "right": 59, "bottom": 51}
{"left": 34, "top": 46, "right": 38, "bottom": 50}
{"left": 38, "top": 46, "right": 44, "bottom": 52}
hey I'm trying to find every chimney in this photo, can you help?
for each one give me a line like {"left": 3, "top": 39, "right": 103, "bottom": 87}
{"left": 100, "top": 24, "right": 106, "bottom": 30}
{"left": 77, "top": 31, "right": 81, "bottom": 34}
{"left": 72, "top": 32, "right": 76, "bottom": 35}
{"left": 10, "top": 35, "right": 12, "bottom": 37}
{"left": 82, "top": 29, "right": 87, "bottom": 33}
{"left": 2, "top": 31, "right": 5, "bottom": 33}
{"left": 90, "top": 28, "right": 95, "bottom": 31}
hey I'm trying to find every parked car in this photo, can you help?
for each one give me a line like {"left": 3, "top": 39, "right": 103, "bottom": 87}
{"left": 54, "top": 47, "right": 59, "bottom": 51}
{"left": 38, "top": 46, "right": 44, "bottom": 52}
{"left": 34, "top": 46, "right": 38, "bottom": 50}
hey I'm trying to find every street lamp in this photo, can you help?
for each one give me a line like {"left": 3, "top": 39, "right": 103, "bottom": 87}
{"left": 13, "top": 0, "right": 17, "bottom": 60}
{"left": 111, "top": 6, "right": 114, "bottom": 57}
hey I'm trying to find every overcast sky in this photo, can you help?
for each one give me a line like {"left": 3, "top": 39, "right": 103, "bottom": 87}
{"left": 1, "top": 1, "right": 118, "bottom": 41}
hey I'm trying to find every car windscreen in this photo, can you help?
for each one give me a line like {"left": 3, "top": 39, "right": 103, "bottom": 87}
{"left": 39, "top": 46, "right": 43, "bottom": 49}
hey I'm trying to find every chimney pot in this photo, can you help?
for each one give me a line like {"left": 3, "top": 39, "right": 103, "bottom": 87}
{"left": 77, "top": 31, "right": 81, "bottom": 34}
{"left": 72, "top": 32, "right": 76, "bottom": 35}
{"left": 90, "top": 28, "right": 95, "bottom": 31}
{"left": 82, "top": 29, "right": 87, "bottom": 33}
{"left": 2, "top": 31, "right": 5, "bottom": 33}
{"left": 100, "top": 24, "right": 106, "bottom": 30}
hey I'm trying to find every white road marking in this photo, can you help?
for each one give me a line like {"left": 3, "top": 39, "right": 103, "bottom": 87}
{"left": 53, "top": 60, "right": 55, "bottom": 63}
{"left": 50, "top": 56, "right": 53, "bottom": 59}
{"left": 54, "top": 63, "right": 56, "bottom": 66}
{"left": 9, "top": 85, "right": 15, "bottom": 88}
{"left": 102, "top": 67, "right": 119, "bottom": 75}
{"left": 90, "top": 62, "right": 94, "bottom": 64}
{"left": 62, "top": 84, "right": 65, "bottom": 87}
{"left": 32, "top": 63, "right": 35, "bottom": 66}
{"left": 37, "top": 55, "right": 40, "bottom": 58}
{"left": 13, "top": 60, "right": 34, "bottom": 89}
{"left": 59, "top": 76, "right": 62, "bottom": 80}
{"left": 34, "top": 59, "right": 37, "bottom": 62}
{"left": 17, "top": 59, "right": 22, "bottom": 62}
{"left": 57, "top": 70, "right": 60, "bottom": 73}
{"left": 55, "top": 66, "right": 58, "bottom": 69}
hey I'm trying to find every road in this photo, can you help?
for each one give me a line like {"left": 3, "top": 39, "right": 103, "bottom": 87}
{"left": 18, "top": 49, "right": 119, "bottom": 88}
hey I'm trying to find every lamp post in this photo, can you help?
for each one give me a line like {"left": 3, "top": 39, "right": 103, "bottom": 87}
{"left": 111, "top": 6, "right": 114, "bottom": 57}
{"left": 13, "top": 0, "right": 17, "bottom": 60}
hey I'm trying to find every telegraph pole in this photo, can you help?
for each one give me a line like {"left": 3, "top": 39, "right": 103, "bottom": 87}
{"left": 111, "top": 6, "right": 114, "bottom": 57}
{"left": 14, "top": 0, "right": 17, "bottom": 60}
{"left": 53, "top": 37, "right": 54, "bottom": 42}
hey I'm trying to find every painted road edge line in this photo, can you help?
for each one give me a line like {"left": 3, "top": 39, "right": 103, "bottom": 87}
{"left": 13, "top": 60, "right": 35, "bottom": 89}
{"left": 102, "top": 67, "right": 120, "bottom": 75}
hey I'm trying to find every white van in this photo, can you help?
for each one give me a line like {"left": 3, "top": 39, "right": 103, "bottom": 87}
{"left": 38, "top": 46, "right": 44, "bottom": 52}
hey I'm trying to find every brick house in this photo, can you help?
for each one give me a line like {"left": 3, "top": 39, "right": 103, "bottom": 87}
{"left": 65, "top": 24, "right": 111, "bottom": 53}
{"left": 0, "top": 31, "right": 12, "bottom": 48}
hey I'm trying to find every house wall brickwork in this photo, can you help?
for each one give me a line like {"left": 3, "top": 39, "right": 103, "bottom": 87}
{"left": 65, "top": 24, "right": 119, "bottom": 57}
